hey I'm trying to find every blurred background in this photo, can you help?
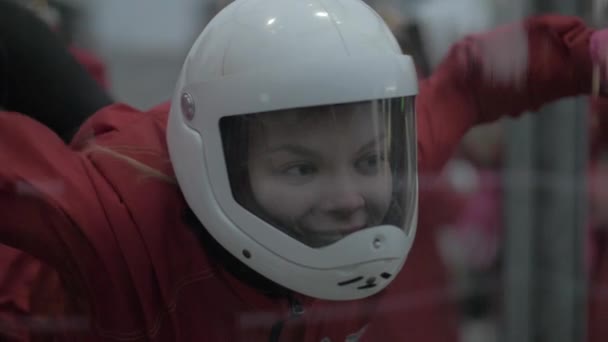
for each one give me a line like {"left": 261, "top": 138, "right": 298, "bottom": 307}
{"left": 10, "top": 0, "right": 608, "bottom": 341}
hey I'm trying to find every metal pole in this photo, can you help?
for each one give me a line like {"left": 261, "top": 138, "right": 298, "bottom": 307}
{"left": 503, "top": 115, "right": 536, "bottom": 342}
{"left": 502, "top": 1, "right": 588, "bottom": 341}
{"left": 534, "top": 98, "right": 588, "bottom": 342}
{"left": 503, "top": 83, "right": 588, "bottom": 342}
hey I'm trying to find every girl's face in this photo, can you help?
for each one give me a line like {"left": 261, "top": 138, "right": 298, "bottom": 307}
{"left": 247, "top": 106, "right": 393, "bottom": 247}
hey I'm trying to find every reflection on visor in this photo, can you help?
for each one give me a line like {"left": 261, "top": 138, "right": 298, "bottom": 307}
{"left": 221, "top": 97, "right": 417, "bottom": 247}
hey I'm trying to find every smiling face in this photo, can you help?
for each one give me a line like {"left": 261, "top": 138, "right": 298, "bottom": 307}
{"left": 246, "top": 103, "right": 393, "bottom": 247}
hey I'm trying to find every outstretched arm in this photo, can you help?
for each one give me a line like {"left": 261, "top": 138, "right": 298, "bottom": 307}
{"left": 0, "top": 111, "right": 105, "bottom": 275}
{"left": 417, "top": 15, "right": 596, "bottom": 173}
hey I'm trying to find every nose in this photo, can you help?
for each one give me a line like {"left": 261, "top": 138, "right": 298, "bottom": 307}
{"left": 319, "top": 176, "right": 366, "bottom": 215}
{"left": 320, "top": 191, "right": 365, "bottom": 215}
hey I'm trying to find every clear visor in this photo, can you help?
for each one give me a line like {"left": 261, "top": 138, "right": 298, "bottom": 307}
{"left": 220, "top": 97, "right": 417, "bottom": 248}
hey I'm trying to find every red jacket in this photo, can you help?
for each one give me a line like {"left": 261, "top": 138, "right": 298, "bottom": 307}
{"left": 0, "top": 15, "right": 595, "bottom": 341}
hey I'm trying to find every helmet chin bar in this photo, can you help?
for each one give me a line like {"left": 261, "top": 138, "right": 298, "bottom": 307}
{"left": 236, "top": 244, "right": 406, "bottom": 299}
{"left": 219, "top": 217, "right": 417, "bottom": 301}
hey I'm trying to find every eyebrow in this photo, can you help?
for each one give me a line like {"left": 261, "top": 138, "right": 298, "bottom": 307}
{"left": 355, "top": 134, "right": 387, "bottom": 156}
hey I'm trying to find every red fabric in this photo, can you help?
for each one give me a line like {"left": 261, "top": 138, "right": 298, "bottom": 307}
{"left": 416, "top": 15, "right": 593, "bottom": 173}
{"left": 0, "top": 14, "right": 599, "bottom": 341}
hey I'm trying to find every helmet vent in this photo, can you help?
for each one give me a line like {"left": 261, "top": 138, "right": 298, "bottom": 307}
{"left": 357, "top": 282, "right": 377, "bottom": 290}
{"left": 181, "top": 92, "right": 196, "bottom": 121}
{"left": 337, "top": 274, "right": 387, "bottom": 290}
{"left": 356, "top": 277, "right": 378, "bottom": 289}
{"left": 337, "top": 276, "right": 363, "bottom": 286}
{"left": 242, "top": 249, "right": 252, "bottom": 259}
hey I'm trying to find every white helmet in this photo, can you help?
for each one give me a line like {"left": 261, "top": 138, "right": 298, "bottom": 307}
{"left": 167, "top": 0, "right": 419, "bottom": 300}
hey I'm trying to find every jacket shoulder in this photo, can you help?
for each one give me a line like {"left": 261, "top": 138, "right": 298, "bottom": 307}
{"left": 71, "top": 101, "right": 171, "bottom": 149}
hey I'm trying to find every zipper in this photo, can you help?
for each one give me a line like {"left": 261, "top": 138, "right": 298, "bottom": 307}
{"left": 268, "top": 294, "right": 305, "bottom": 342}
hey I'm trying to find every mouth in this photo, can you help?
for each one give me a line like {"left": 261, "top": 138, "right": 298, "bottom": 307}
{"left": 289, "top": 216, "right": 373, "bottom": 247}
{"left": 295, "top": 224, "right": 369, "bottom": 248}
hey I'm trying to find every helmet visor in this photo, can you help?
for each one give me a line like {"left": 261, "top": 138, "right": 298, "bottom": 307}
{"left": 220, "top": 97, "right": 417, "bottom": 248}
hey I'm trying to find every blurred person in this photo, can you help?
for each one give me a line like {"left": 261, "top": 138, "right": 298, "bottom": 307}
{"left": 0, "top": 0, "right": 111, "bottom": 140}
{"left": 0, "top": 0, "right": 605, "bottom": 341}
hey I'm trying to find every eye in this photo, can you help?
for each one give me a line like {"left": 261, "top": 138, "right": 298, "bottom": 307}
{"left": 282, "top": 163, "right": 318, "bottom": 177}
{"left": 356, "top": 152, "right": 386, "bottom": 175}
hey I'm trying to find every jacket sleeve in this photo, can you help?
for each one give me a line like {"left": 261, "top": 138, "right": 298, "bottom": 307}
{"left": 0, "top": 111, "right": 104, "bottom": 274}
{"left": 417, "top": 14, "right": 594, "bottom": 173}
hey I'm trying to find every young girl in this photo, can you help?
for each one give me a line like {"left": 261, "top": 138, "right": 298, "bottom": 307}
{"left": 0, "top": 0, "right": 605, "bottom": 340}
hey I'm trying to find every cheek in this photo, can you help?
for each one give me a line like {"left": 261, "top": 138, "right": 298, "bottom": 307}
{"left": 248, "top": 171, "right": 319, "bottom": 221}
{"left": 365, "top": 174, "right": 393, "bottom": 210}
